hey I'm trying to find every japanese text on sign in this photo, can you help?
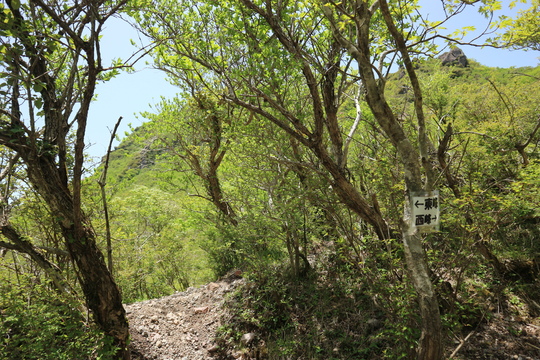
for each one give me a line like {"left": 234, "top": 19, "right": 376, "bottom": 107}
{"left": 410, "top": 190, "right": 440, "bottom": 232}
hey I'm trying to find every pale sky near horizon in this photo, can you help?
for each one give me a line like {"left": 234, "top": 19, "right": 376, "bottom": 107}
{"left": 85, "top": 1, "right": 540, "bottom": 162}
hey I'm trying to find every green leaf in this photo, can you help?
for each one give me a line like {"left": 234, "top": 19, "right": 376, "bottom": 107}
{"left": 32, "top": 82, "right": 45, "bottom": 92}
{"left": 34, "top": 97, "right": 43, "bottom": 109}
{"left": 10, "top": 0, "right": 20, "bottom": 11}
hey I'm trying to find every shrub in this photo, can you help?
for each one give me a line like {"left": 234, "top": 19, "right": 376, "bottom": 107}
{"left": 0, "top": 280, "right": 117, "bottom": 360}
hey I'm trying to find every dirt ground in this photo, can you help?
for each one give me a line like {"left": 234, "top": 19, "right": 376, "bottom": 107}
{"left": 125, "top": 275, "right": 540, "bottom": 360}
{"left": 126, "top": 275, "right": 243, "bottom": 360}
{"left": 449, "top": 314, "right": 540, "bottom": 360}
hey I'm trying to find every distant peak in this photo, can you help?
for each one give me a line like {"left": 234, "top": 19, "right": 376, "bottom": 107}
{"left": 439, "top": 47, "right": 469, "bottom": 67}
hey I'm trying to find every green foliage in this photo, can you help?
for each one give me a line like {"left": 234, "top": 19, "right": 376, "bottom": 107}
{"left": 106, "top": 184, "right": 213, "bottom": 302}
{"left": 90, "top": 49, "right": 540, "bottom": 357}
{"left": 201, "top": 213, "right": 286, "bottom": 277}
{"left": 56, "top": 2, "right": 540, "bottom": 357}
{"left": 510, "top": 160, "right": 540, "bottom": 217}
{"left": 217, "top": 248, "right": 437, "bottom": 360}
{"left": 498, "top": 0, "right": 540, "bottom": 50}
{"left": 494, "top": 160, "right": 540, "bottom": 255}
{"left": 218, "top": 265, "right": 385, "bottom": 359}
{"left": 0, "top": 280, "right": 116, "bottom": 360}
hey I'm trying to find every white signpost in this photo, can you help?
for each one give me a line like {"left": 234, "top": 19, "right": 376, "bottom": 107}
{"left": 410, "top": 190, "right": 440, "bottom": 233}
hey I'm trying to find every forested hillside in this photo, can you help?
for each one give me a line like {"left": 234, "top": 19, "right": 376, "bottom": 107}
{"left": 1, "top": 1, "right": 540, "bottom": 360}
{"left": 95, "top": 58, "right": 540, "bottom": 359}
{"left": 98, "top": 57, "right": 540, "bottom": 302}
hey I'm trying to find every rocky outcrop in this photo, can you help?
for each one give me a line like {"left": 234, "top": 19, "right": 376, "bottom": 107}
{"left": 439, "top": 47, "right": 469, "bottom": 67}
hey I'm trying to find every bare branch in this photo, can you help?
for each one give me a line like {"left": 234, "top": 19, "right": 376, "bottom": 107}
{"left": 98, "top": 116, "right": 123, "bottom": 273}
{"left": 342, "top": 83, "right": 363, "bottom": 168}
{"left": 0, "top": 224, "right": 71, "bottom": 294}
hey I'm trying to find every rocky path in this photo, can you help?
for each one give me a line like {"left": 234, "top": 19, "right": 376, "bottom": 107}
{"left": 124, "top": 273, "right": 540, "bottom": 360}
{"left": 126, "top": 277, "right": 243, "bottom": 360}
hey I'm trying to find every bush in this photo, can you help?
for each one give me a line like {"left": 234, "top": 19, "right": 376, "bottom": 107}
{"left": 216, "top": 263, "right": 401, "bottom": 359}
{"left": 0, "top": 281, "right": 117, "bottom": 360}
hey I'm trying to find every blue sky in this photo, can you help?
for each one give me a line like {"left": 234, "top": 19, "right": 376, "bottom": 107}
{"left": 86, "top": 18, "right": 177, "bottom": 163}
{"left": 85, "top": 1, "right": 539, "bottom": 162}
{"left": 418, "top": 0, "right": 539, "bottom": 66}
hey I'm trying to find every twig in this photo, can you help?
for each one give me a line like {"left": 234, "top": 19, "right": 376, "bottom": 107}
{"left": 450, "top": 330, "right": 475, "bottom": 359}
{"left": 525, "top": 342, "right": 540, "bottom": 351}
{"left": 98, "top": 116, "right": 122, "bottom": 274}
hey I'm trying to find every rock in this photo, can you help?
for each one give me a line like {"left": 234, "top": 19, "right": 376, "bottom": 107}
{"left": 439, "top": 47, "right": 469, "bottom": 67}
{"left": 223, "top": 269, "right": 243, "bottom": 281}
{"left": 232, "top": 351, "right": 244, "bottom": 359}
{"left": 233, "top": 269, "right": 243, "bottom": 277}
{"left": 136, "top": 326, "right": 149, "bottom": 338}
{"left": 240, "top": 332, "right": 257, "bottom": 346}
{"left": 398, "top": 85, "right": 410, "bottom": 95}
{"left": 194, "top": 306, "right": 209, "bottom": 314}
{"left": 207, "top": 282, "right": 221, "bottom": 292}
{"left": 125, "top": 277, "right": 246, "bottom": 360}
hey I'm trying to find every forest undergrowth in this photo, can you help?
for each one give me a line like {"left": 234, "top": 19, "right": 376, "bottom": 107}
{"left": 209, "top": 241, "right": 540, "bottom": 360}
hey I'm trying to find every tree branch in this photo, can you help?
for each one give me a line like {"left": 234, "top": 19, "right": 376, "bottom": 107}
{"left": 0, "top": 224, "right": 71, "bottom": 294}
{"left": 379, "top": 0, "right": 435, "bottom": 190}
{"left": 342, "top": 83, "right": 363, "bottom": 168}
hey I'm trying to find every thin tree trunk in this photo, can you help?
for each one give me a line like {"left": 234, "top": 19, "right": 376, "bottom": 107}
{"left": 438, "top": 124, "right": 506, "bottom": 277}
{"left": 324, "top": 2, "right": 443, "bottom": 358}
{"left": 402, "top": 216, "right": 443, "bottom": 360}
{"left": 98, "top": 116, "right": 123, "bottom": 273}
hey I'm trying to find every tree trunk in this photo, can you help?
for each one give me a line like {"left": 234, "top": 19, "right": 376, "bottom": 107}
{"left": 24, "top": 153, "right": 130, "bottom": 360}
{"left": 313, "top": 143, "right": 392, "bottom": 240}
{"left": 402, "top": 222, "right": 443, "bottom": 360}
{"left": 323, "top": 2, "right": 444, "bottom": 358}
{"left": 62, "top": 225, "right": 130, "bottom": 359}
{"left": 0, "top": 2, "right": 130, "bottom": 358}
